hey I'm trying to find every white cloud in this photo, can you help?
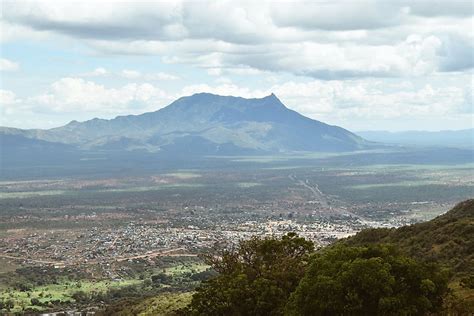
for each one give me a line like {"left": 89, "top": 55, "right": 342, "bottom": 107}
{"left": 269, "top": 79, "right": 471, "bottom": 125}
{"left": 0, "top": 89, "right": 24, "bottom": 119}
{"left": 0, "top": 58, "right": 19, "bottom": 71}
{"left": 29, "top": 77, "right": 171, "bottom": 115}
{"left": 120, "top": 69, "right": 180, "bottom": 80}
{"left": 181, "top": 83, "right": 268, "bottom": 99}
{"left": 0, "top": 89, "right": 19, "bottom": 104}
{"left": 145, "top": 72, "right": 180, "bottom": 81}
{"left": 120, "top": 69, "right": 141, "bottom": 79}
{"left": 271, "top": 1, "right": 408, "bottom": 31}
{"left": 2, "top": 0, "right": 472, "bottom": 79}
{"left": 81, "top": 67, "right": 109, "bottom": 77}
{"left": 176, "top": 78, "right": 471, "bottom": 124}
{"left": 1, "top": 0, "right": 472, "bottom": 130}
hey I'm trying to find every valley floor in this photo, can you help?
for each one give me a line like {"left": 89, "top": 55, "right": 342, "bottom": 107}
{"left": 0, "top": 156, "right": 472, "bottom": 313}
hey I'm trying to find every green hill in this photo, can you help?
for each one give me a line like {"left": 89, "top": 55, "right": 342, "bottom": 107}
{"left": 345, "top": 199, "right": 473, "bottom": 277}
{"left": 343, "top": 199, "right": 474, "bottom": 312}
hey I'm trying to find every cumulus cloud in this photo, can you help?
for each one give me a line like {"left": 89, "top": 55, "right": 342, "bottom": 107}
{"left": 437, "top": 34, "right": 474, "bottom": 72}
{"left": 0, "top": 58, "right": 19, "bottom": 71}
{"left": 29, "top": 77, "right": 171, "bottom": 115}
{"left": 175, "top": 78, "right": 472, "bottom": 122}
{"left": 408, "top": 1, "right": 474, "bottom": 17}
{"left": 2, "top": 75, "right": 472, "bottom": 130}
{"left": 79, "top": 68, "right": 180, "bottom": 81}
{"left": 181, "top": 83, "right": 268, "bottom": 99}
{"left": 0, "top": 89, "right": 24, "bottom": 118}
{"left": 120, "top": 69, "right": 180, "bottom": 81}
{"left": 2, "top": 0, "right": 472, "bottom": 79}
{"left": 273, "top": 80, "right": 472, "bottom": 126}
{"left": 271, "top": 1, "right": 408, "bottom": 31}
{"left": 0, "top": 89, "right": 19, "bottom": 105}
{"left": 81, "top": 67, "right": 109, "bottom": 77}
{"left": 120, "top": 69, "right": 141, "bottom": 79}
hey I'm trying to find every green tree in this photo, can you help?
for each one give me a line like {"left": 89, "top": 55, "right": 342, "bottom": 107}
{"left": 30, "top": 298, "right": 41, "bottom": 306}
{"left": 151, "top": 272, "right": 173, "bottom": 285}
{"left": 4, "top": 299, "right": 14, "bottom": 311}
{"left": 286, "top": 244, "right": 448, "bottom": 316}
{"left": 183, "top": 233, "right": 314, "bottom": 316}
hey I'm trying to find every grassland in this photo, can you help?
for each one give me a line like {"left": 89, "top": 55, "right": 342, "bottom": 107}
{"left": 0, "top": 190, "right": 67, "bottom": 199}
{"left": 104, "top": 291, "right": 193, "bottom": 316}
{"left": 0, "top": 279, "right": 141, "bottom": 313}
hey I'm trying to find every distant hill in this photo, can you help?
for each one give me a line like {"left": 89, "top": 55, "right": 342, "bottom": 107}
{"left": 1, "top": 93, "right": 370, "bottom": 157}
{"left": 357, "top": 129, "right": 474, "bottom": 148}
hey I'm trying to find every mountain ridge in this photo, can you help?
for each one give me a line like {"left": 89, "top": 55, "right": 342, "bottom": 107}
{"left": 1, "top": 93, "right": 371, "bottom": 155}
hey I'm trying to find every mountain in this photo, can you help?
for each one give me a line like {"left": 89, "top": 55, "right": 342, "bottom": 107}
{"left": 356, "top": 129, "right": 474, "bottom": 149}
{"left": 1, "top": 93, "right": 370, "bottom": 156}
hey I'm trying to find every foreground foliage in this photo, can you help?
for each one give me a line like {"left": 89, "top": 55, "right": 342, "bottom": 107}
{"left": 182, "top": 236, "right": 448, "bottom": 315}
{"left": 286, "top": 244, "right": 448, "bottom": 315}
{"left": 181, "top": 233, "right": 314, "bottom": 315}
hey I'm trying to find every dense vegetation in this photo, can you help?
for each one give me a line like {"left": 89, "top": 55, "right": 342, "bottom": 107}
{"left": 181, "top": 240, "right": 448, "bottom": 315}
{"left": 344, "top": 199, "right": 473, "bottom": 277}
{"left": 286, "top": 244, "right": 447, "bottom": 315}
{"left": 182, "top": 233, "right": 314, "bottom": 315}
{"left": 343, "top": 199, "right": 474, "bottom": 312}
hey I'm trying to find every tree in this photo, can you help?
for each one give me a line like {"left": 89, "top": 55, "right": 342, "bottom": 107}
{"left": 286, "top": 244, "right": 448, "bottom": 315}
{"left": 4, "top": 299, "right": 14, "bottom": 311}
{"left": 183, "top": 233, "right": 314, "bottom": 316}
{"left": 151, "top": 273, "right": 173, "bottom": 285}
{"left": 71, "top": 291, "right": 88, "bottom": 303}
{"left": 30, "top": 298, "right": 41, "bottom": 306}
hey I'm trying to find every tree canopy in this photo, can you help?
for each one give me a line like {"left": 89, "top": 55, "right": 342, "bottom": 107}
{"left": 182, "top": 235, "right": 448, "bottom": 316}
{"left": 182, "top": 232, "right": 314, "bottom": 316}
{"left": 286, "top": 244, "right": 448, "bottom": 316}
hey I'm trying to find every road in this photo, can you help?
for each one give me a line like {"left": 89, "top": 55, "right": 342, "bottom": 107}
{"left": 289, "top": 174, "right": 369, "bottom": 222}
{"left": 0, "top": 247, "right": 197, "bottom": 267}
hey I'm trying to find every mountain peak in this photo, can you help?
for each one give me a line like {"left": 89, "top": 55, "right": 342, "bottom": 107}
{"left": 7, "top": 93, "right": 370, "bottom": 154}
{"left": 185, "top": 92, "right": 281, "bottom": 102}
{"left": 267, "top": 92, "right": 277, "bottom": 98}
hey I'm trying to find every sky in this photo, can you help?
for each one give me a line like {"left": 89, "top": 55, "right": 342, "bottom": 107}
{"left": 0, "top": 0, "right": 473, "bottom": 131}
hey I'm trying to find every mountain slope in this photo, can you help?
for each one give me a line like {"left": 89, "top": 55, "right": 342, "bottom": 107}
{"left": 344, "top": 199, "right": 474, "bottom": 311}
{"left": 345, "top": 200, "right": 473, "bottom": 275}
{"left": 1, "top": 93, "right": 370, "bottom": 155}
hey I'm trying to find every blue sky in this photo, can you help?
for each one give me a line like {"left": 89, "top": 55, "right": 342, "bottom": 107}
{"left": 1, "top": 0, "right": 473, "bottom": 131}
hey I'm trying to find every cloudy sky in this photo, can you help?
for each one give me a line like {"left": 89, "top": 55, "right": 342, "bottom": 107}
{"left": 1, "top": 0, "right": 473, "bottom": 131}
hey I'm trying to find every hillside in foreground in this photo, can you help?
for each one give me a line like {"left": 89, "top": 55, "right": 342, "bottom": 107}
{"left": 100, "top": 200, "right": 474, "bottom": 315}
{"left": 345, "top": 199, "right": 473, "bottom": 278}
